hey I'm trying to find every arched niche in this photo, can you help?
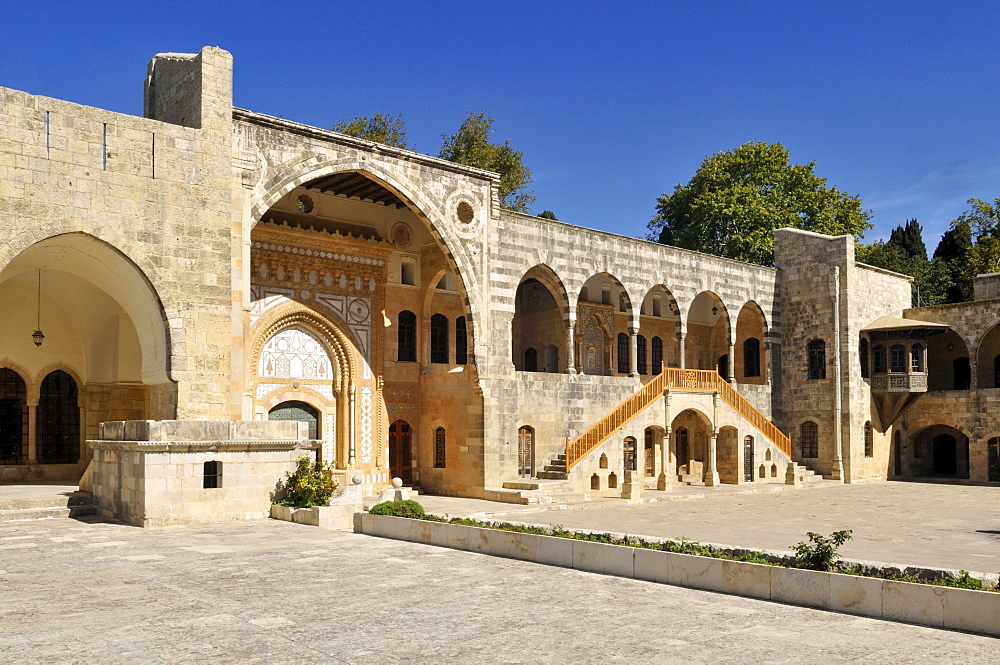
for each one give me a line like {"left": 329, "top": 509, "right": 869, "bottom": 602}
{"left": 927, "top": 329, "right": 970, "bottom": 391}
{"left": 576, "top": 273, "right": 633, "bottom": 375}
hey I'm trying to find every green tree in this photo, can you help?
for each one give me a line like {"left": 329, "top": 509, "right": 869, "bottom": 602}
{"left": 439, "top": 111, "right": 535, "bottom": 212}
{"left": 647, "top": 142, "right": 872, "bottom": 265}
{"left": 856, "top": 237, "right": 952, "bottom": 307}
{"left": 537, "top": 210, "right": 558, "bottom": 220}
{"left": 932, "top": 198, "right": 1000, "bottom": 302}
{"left": 933, "top": 220, "right": 973, "bottom": 302}
{"left": 887, "top": 218, "right": 927, "bottom": 260}
{"left": 333, "top": 112, "right": 411, "bottom": 149}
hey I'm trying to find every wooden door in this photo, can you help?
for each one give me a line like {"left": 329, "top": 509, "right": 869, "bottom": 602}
{"left": 389, "top": 420, "right": 412, "bottom": 484}
{"left": 518, "top": 426, "right": 534, "bottom": 477}
{"left": 743, "top": 436, "right": 754, "bottom": 482}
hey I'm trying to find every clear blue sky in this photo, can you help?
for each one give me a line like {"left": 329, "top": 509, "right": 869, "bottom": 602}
{"left": 4, "top": 1, "right": 998, "bottom": 250}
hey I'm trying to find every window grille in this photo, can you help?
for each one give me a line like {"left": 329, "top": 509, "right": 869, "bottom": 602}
{"left": 397, "top": 311, "right": 417, "bottom": 362}
{"left": 434, "top": 427, "right": 446, "bottom": 468}
{"left": 807, "top": 340, "right": 826, "bottom": 379}
{"left": 204, "top": 460, "right": 222, "bottom": 489}
{"left": 617, "top": 333, "right": 629, "bottom": 374}
{"left": 430, "top": 314, "right": 449, "bottom": 364}
{"left": 744, "top": 338, "right": 761, "bottom": 377}
{"left": 636, "top": 335, "right": 647, "bottom": 375}
{"left": 455, "top": 316, "right": 468, "bottom": 365}
{"left": 800, "top": 421, "right": 819, "bottom": 458}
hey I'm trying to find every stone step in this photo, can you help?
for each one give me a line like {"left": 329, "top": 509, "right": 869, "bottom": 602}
{"left": 501, "top": 480, "right": 573, "bottom": 493}
{"left": 0, "top": 491, "right": 95, "bottom": 511}
{"left": 542, "top": 464, "right": 566, "bottom": 472}
{"left": 0, "top": 504, "right": 98, "bottom": 523}
{"left": 535, "top": 471, "right": 569, "bottom": 480}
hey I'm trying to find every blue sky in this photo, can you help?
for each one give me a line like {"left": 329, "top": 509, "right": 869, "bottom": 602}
{"left": 4, "top": 1, "right": 998, "bottom": 250}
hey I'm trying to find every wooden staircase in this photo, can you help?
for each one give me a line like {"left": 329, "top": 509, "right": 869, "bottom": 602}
{"left": 565, "top": 368, "right": 793, "bottom": 473}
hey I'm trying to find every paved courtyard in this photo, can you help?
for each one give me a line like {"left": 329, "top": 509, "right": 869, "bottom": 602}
{"left": 415, "top": 481, "right": 1000, "bottom": 575}
{"left": 1, "top": 515, "right": 997, "bottom": 664}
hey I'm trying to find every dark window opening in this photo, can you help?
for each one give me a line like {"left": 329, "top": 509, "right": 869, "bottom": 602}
{"left": 37, "top": 370, "right": 79, "bottom": 464}
{"left": 430, "top": 313, "right": 449, "bottom": 364}
{"left": 523, "top": 347, "right": 538, "bottom": 372}
{"left": 636, "top": 335, "right": 647, "bottom": 375}
{"left": 434, "top": 427, "right": 446, "bottom": 468}
{"left": 800, "top": 421, "right": 819, "bottom": 458}
{"left": 651, "top": 336, "right": 663, "bottom": 374}
{"left": 455, "top": 316, "right": 468, "bottom": 365}
{"left": 890, "top": 344, "right": 906, "bottom": 373}
{"left": 744, "top": 338, "right": 761, "bottom": 378}
{"left": 617, "top": 333, "right": 630, "bottom": 374}
{"left": 873, "top": 345, "right": 886, "bottom": 373}
{"left": 807, "top": 340, "right": 826, "bottom": 380}
{"left": 859, "top": 338, "right": 869, "bottom": 378}
{"left": 204, "top": 460, "right": 222, "bottom": 489}
{"left": 397, "top": 310, "right": 417, "bottom": 362}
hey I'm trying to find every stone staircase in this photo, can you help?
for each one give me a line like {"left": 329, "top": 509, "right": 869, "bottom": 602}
{"left": 0, "top": 491, "right": 98, "bottom": 523}
{"left": 787, "top": 463, "right": 825, "bottom": 485}
{"left": 535, "top": 454, "right": 568, "bottom": 480}
{"left": 484, "top": 478, "right": 587, "bottom": 505}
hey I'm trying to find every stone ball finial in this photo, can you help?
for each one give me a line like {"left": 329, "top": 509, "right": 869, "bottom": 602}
{"left": 351, "top": 475, "right": 363, "bottom": 485}
{"left": 392, "top": 477, "right": 403, "bottom": 488}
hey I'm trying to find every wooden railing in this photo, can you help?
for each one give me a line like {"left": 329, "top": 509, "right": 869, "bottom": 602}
{"left": 565, "top": 368, "right": 791, "bottom": 471}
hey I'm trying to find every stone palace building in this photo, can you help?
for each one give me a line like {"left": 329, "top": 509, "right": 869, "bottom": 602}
{"left": 1, "top": 47, "right": 997, "bottom": 523}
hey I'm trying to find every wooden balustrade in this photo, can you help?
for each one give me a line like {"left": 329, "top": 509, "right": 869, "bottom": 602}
{"left": 565, "top": 367, "right": 790, "bottom": 471}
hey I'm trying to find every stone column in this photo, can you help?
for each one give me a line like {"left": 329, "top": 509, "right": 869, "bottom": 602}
{"left": 658, "top": 426, "right": 672, "bottom": 490}
{"left": 348, "top": 386, "right": 357, "bottom": 466}
{"left": 728, "top": 341, "right": 735, "bottom": 382}
{"left": 628, "top": 328, "right": 639, "bottom": 377}
{"left": 677, "top": 332, "right": 686, "bottom": 369}
{"left": 705, "top": 430, "right": 721, "bottom": 486}
{"left": 78, "top": 405, "right": 86, "bottom": 463}
{"left": 566, "top": 322, "right": 577, "bottom": 374}
{"left": 27, "top": 399, "right": 38, "bottom": 462}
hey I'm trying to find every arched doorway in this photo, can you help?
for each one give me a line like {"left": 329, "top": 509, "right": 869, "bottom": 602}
{"left": 269, "top": 401, "right": 320, "bottom": 440}
{"left": 644, "top": 427, "right": 656, "bottom": 477}
{"left": 0, "top": 369, "right": 27, "bottom": 465}
{"left": 512, "top": 268, "right": 568, "bottom": 373}
{"left": 686, "top": 291, "right": 730, "bottom": 375}
{"left": 388, "top": 420, "right": 412, "bottom": 484}
{"left": 37, "top": 370, "right": 79, "bottom": 464}
{"left": 623, "top": 436, "right": 638, "bottom": 472}
{"left": 518, "top": 426, "right": 534, "bottom": 477}
{"left": 744, "top": 435, "right": 755, "bottom": 482}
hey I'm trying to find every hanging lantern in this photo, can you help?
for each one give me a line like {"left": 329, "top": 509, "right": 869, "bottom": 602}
{"left": 32, "top": 268, "right": 44, "bottom": 347}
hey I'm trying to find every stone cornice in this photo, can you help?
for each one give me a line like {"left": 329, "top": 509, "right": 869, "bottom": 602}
{"left": 87, "top": 440, "right": 320, "bottom": 453}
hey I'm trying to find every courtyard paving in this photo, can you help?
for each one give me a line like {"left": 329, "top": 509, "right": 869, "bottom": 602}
{"left": 416, "top": 481, "right": 1000, "bottom": 575}
{"left": 1, "top": 515, "right": 997, "bottom": 664}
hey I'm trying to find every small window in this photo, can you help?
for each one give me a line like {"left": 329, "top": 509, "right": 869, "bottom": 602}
{"left": 434, "top": 427, "right": 446, "bottom": 468}
{"left": 864, "top": 422, "right": 873, "bottom": 458}
{"left": 800, "top": 421, "right": 819, "bottom": 458}
{"left": 873, "top": 345, "right": 886, "bottom": 373}
{"left": 636, "top": 335, "right": 647, "bottom": 375}
{"left": 617, "top": 333, "right": 630, "bottom": 374}
{"left": 807, "top": 340, "right": 826, "bottom": 380}
{"left": 652, "top": 296, "right": 662, "bottom": 317}
{"left": 436, "top": 272, "right": 457, "bottom": 291}
{"left": 430, "top": 314, "right": 449, "bottom": 364}
{"left": 203, "top": 460, "right": 222, "bottom": 489}
{"left": 859, "top": 338, "right": 870, "bottom": 378}
{"left": 601, "top": 287, "right": 611, "bottom": 306}
{"left": 743, "top": 337, "right": 761, "bottom": 378}
{"left": 910, "top": 344, "right": 923, "bottom": 372}
{"left": 398, "top": 311, "right": 417, "bottom": 362}
{"left": 400, "top": 258, "right": 416, "bottom": 286}
{"left": 455, "top": 316, "right": 468, "bottom": 365}
{"left": 651, "top": 336, "right": 663, "bottom": 374}
{"left": 890, "top": 344, "right": 906, "bottom": 373}
{"left": 623, "top": 437, "right": 637, "bottom": 471}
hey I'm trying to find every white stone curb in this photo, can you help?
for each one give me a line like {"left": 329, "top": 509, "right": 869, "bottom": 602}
{"left": 355, "top": 513, "right": 1000, "bottom": 636}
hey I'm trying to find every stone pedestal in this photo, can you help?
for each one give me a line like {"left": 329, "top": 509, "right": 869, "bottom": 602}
{"left": 621, "top": 470, "right": 643, "bottom": 503}
{"left": 785, "top": 463, "right": 803, "bottom": 487}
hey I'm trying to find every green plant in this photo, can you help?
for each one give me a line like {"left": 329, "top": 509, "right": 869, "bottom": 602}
{"left": 277, "top": 456, "right": 337, "bottom": 507}
{"left": 369, "top": 499, "right": 426, "bottom": 519}
{"left": 792, "top": 530, "right": 853, "bottom": 571}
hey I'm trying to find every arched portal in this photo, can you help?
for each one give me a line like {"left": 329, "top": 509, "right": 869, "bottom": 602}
{"left": 269, "top": 401, "right": 320, "bottom": 440}
{"left": 0, "top": 368, "right": 27, "bottom": 465}
{"left": 576, "top": 273, "right": 633, "bottom": 376}
{"left": 735, "top": 301, "right": 767, "bottom": 384}
{"left": 685, "top": 292, "right": 730, "bottom": 376}
{"left": 512, "top": 267, "right": 569, "bottom": 373}
{"left": 670, "top": 408, "right": 713, "bottom": 482}
{"left": 976, "top": 322, "right": 1000, "bottom": 388}
{"left": 639, "top": 285, "right": 680, "bottom": 372}
{"left": 927, "top": 329, "right": 970, "bottom": 391}
{"left": 912, "top": 425, "right": 969, "bottom": 478}
{"left": 0, "top": 234, "right": 173, "bottom": 474}
{"left": 518, "top": 426, "right": 534, "bottom": 477}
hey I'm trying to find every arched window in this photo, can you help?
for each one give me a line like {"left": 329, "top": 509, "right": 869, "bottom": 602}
{"left": 434, "top": 427, "right": 446, "bottom": 468}
{"left": 651, "top": 336, "right": 663, "bottom": 374}
{"left": 518, "top": 426, "right": 534, "bottom": 477}
{"left": 743, "top": 338, "right": 761, "bottom": 377}
{"left": 37, "top": 370, "right": 79, "bottom": 464}
{"left": 807, "top": 340, "right": 826, "bottom": 380}
{"left": 859, "top": 338, "right": 870, "bottom": 378}
{"left": 523, "top": 347, "right": 538, "bottom": 372}
{"left": 617, "top": 333, "right": 630, "bottom": 374}
{"left": 910, "top": 344, "right": 923, "bottom": 372}
{"left": 636, "top": 335, "right": 647, "bottom": 375}
{"left": 455, "top": 316, "right": 468, "bottom": 365}
{"left": 397, "top": 310, "right": 416, "bottom": 362}
{"left": 430, "top": 314, "right": 449, "bottom": 364}
{"left": 873, "top": 345, "right": 886, "bottom": 373}
{"left": 890, "top": 344, "right": 906, "bottom": 373}
{"left": 800, "top": 421, "right": 819, "bottom": 458}
{"left": 0, "top": 368, "right": 27, "bottom": 465}
{"left": 864, "top": 421, "right": 873, "bottom": 458}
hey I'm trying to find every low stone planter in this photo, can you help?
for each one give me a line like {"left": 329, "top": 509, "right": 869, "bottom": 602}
{"left": 355, "top": 514, "right": 1000, "bottom": 637}
{"left": 269, "top": 503, "right": 356, "bottom": 530}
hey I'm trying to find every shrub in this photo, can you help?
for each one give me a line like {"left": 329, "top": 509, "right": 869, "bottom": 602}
{"left": 277, "top": 456, "right": 337, "bottom": 507}
{"left": 793, "top": 530, "right": 853, "bottom": 571}
{"left": 369, "top": 499, "right": 426, "bottom": 519}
